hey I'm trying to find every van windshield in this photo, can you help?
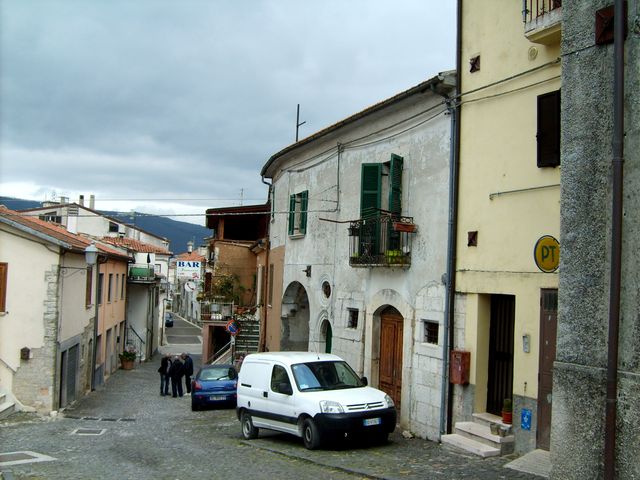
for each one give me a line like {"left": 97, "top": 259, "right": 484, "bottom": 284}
{"left": 291, "top": 361, "right": 364, "bottom": 391}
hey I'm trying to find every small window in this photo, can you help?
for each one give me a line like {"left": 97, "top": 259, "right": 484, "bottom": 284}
{"left": 0, "top": 263, "right": 7, "bottom": 312}
{"left": 85, "top": 266, "right": 93, "bottom": 306}
{"left": 322, "top": 281, "right": 331, "bottom": 298}
{"left": 469, "top": 54, "right": 480, "bottom": 73}
{"left": 423, "top": 320, "right": 439, "bottom": 345}
{"left": 288, "top": 190, "right": 308, "bottom": 236}
{"left": 120, "top": 273, "right": 125, "bottom": 300}
{"left": 108, "top": 221, "right": 119, "bottom": 233}
{"left": 98, "top": 273, "right": 104, "bottom": 305}
{"left": 271, "top": 365, "right": 292, "bottom": 394}
{"left": 468, "top": 231, "right": 478, "bottom": 247}
{"left": 347, "top": 308, "right": 359, "bottom": 329}
{"left": 39, "top": 212, "right": 62, "bottom": 224}
{"left": 108, "top": 274, "right": 113, "bottom": 302}
{"left": 114, "top": 274, "right": 119, "bottom": 303}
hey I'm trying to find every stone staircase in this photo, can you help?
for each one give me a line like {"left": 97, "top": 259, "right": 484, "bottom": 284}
{"left": 0, "top": 389, "right": 16, "bottom": 420}
{"left": 441, "top": 412, "right": 514, "bottom": 458}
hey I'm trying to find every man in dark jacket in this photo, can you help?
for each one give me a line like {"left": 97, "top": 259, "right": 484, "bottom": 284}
{"left": 158, "top": 353, "right": 172, "bottom": 396}
{"left": 182, "top": 353, "right": 194, "bottom": 394}
{"left": 169, "top": 355, "right": 184, "bottom": 397}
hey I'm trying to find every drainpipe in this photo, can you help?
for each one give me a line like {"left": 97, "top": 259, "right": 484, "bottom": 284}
{"left": 260, "top": 175, "right": 272, "bottom": 351}
{"left": 604, "top": 0, "right": 625, "bottom": 477}
{"left": 439, "top": 0, "right": 463, "bottom": 437}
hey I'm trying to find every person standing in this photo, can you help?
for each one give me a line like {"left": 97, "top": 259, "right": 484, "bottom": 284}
{"left": 158, "top": 353, "right": 172, "bottom": 396}
{"left": 169, "top": 355, "right": 184, "bottom": 397}
{"left": 182, "top": 353, "right": 194, "bottom": 394}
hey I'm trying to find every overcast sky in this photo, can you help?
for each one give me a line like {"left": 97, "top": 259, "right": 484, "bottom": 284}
{"left": 0, "top": 0, "right": 456, "bottom": 225}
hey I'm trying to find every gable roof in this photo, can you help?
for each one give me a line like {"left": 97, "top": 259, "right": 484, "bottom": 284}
{"left": 261, "top": 71, "right": 456, "bottom": 178}
{"left": 0, "top": 206, "right": 127, "bottom": 259}
{"left": 100, "top": 236, "right": 172, "bottom": 255}
{"left": 175, "top": 251, "right": 205, "bottom": 262}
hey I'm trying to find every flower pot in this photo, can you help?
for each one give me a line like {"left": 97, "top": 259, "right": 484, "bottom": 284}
{"left": 489, "top": 422, "right": 500, "bottom": 435}
{"left": 502, "top": 410, "right": 512, "bottom": 425}
{"left": 120, "top": 358, "right": 135, "bottom": 370}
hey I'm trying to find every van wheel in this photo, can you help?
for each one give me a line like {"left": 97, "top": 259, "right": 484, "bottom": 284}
{"left": 302, "top": 418, "right": 321, "bottom": 449}
{"left": 241, "top": 412, "right": 259, "bottom": 439}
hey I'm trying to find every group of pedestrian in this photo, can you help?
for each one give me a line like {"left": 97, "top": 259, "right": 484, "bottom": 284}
{"left": 158, "top": 352, "right": 194, "bottom": 398}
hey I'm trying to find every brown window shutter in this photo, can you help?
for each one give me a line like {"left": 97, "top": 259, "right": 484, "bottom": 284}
{"left": 0, "top": 263, "right": 7, "bottom": 312}
{"left": 537, "top": 90, "right": 561, "bottom": 168}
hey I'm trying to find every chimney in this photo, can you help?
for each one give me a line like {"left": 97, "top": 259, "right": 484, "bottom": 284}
{"left": 60, "top": 196, "right": 68, "bottom": 204}
{"left": 79, "top": 195, "right": 85, "bottom": 206}
{"left": 187, "top": 240, "right": 193, "bottom": 253}
{"left": 89, "top": 195, "right": 95, "bottom": 209}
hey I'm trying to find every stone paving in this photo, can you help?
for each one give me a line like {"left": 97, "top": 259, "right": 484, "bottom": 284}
{"left": 0, "top": 349, "right": 545, "bottom": 480}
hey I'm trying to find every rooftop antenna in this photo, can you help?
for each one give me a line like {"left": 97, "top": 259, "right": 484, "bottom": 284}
{"left": 240, "top": 188, "right": 244, "bottom": 206}
{"left": 296, "top": 104, "right": 306, "bottom": 142}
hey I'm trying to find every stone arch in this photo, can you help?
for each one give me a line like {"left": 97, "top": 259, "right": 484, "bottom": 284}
{"left": 280, "top": 281, "right": 310, "bottom": 351}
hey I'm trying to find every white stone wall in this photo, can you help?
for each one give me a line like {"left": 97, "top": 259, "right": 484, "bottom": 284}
{"left": 268, "top": 83, "right": 454, "bottom": 440}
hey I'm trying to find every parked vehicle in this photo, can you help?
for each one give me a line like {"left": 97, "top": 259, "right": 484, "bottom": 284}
{"left": 236, "top": 352, "right": 396, "bottom": 449}
{"left": 191, "top": 364, "right": 238, "bottom": 411}
{"left": 164, "top": 312, "right": 174, "bottom": 328}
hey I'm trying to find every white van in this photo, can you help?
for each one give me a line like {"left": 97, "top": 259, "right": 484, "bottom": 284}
{"left": 236, "top": 352, "right": 396, "bottom": 449}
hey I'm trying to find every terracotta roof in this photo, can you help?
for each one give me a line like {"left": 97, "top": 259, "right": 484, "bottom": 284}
{"left": 175, "top": 251, "right": 205, "bottom": 261}
{"left": 0, "top": 206, "right": 127, "bottom": 259}
{"left": 100, "top": 236, "right": 171, "bottom": 255}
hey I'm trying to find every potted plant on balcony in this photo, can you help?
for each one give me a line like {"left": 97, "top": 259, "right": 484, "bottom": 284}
{"left": 502, "top": 398, "right": 513, "bottom": 425}
{"left": 119, "top": 346, "right": 137, "bottom": 370}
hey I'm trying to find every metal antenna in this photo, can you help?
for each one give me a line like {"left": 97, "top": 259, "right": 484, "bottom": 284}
{"left": 240, "top": 188, "right": 244, "bottom": 206}
{"left": 296, "top": 104, "right": 306, "bottom": 142}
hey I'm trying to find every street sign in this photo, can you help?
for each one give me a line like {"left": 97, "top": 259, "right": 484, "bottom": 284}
{"left": 226, "top": 320, "right": 240, "bottom": 336}
{"left": 534, "top": 235, "right": 560, "bottom": 273}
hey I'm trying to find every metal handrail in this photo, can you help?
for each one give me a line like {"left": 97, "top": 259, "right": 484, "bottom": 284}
{"left": 207, "top": 340, "right": 232, "bottom": 365}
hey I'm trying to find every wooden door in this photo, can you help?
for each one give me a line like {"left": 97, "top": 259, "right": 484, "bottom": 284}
{"left": 487, "top": 295, "right": 515, "bottom": 415}
{"left": 537, "top": 289, "right": 557, "bottom": 450}
{"left": 379, "top": 307, "right": 403, "bottom": 409}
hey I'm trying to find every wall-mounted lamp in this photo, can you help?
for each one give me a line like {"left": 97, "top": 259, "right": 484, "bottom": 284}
{"left": 522, "top": 334, "right": 531, "bottom": 353}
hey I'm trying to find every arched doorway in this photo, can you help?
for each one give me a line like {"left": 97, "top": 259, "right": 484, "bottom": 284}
{"left": 280, "top": 282, "right": 310, "bottom": 351}
{"left": 320, "top": 320, "right": 332, "bottom": 353}
{"left": 379, "top": 306, "right": 403, "bottom": 409}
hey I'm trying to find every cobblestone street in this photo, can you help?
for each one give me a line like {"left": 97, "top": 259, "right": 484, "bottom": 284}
{"left": 1, "top": 349, "right": 544, "bottom": 480}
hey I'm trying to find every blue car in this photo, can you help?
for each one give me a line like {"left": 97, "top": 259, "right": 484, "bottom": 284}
{"left": 191, "top": 364, "right": 238, "bottom": 411}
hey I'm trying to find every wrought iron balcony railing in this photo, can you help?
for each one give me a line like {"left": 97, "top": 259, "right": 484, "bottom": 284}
{"left": 348, "top": 214, "right": 416, "bottom": 268}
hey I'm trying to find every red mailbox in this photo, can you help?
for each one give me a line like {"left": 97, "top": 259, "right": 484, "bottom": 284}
{"left": 450, "top": 350, "right": 470, "bottom": 385}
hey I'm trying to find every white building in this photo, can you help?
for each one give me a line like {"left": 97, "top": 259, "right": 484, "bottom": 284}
{"left": 261, "top": 72, "right": 456, "bottom": 439}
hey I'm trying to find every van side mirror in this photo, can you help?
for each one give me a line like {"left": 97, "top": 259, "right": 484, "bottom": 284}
{"left": 361, "top": 376, "right": 368, "bottom": 386}
{"left": 278, "top": 382, "right": 293, "bottom": 395}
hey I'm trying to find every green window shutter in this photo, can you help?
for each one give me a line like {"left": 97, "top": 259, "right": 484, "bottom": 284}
{"left": 360, "top": 164, "right": 382, "bottom": 218}
{"left": 288, "top": 194, "right": 296, "bottom": 235}
{"left": 299, "top": 190, "right": 308, "bottom": 234}
{"left": 389, "top": 154, "right": 403, "bottom": 216}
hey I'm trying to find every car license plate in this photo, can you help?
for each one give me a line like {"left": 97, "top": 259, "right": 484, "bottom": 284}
{"left": 363, "top": 417, "right": 381, "bottom": 426}
{"left": 210, "top": 395, "right": 226, "bottom": 401}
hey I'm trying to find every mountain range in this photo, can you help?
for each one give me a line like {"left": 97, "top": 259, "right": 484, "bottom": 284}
{"left": 0, "top": 197, "right": 210, "bottom": 254}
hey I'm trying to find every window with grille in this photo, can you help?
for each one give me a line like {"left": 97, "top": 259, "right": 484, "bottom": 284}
{"left": 0, "top": 263, "right": 7, "bottom": 312}
{"left": 423, "top": 320, "right": 439, "bottom": 345}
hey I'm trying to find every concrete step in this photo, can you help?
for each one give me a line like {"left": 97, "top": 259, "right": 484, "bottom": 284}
{"left": 455, "top": 421, "right": 514, "bottom": 454}
{"left": 441, "top": 433, "right": 501, "bottom": 458}
{"left": 473, "top": 412, "right": 509, "bottom": 427}
{"left": 0, "top": 400, "right": 16, "bottom": 420}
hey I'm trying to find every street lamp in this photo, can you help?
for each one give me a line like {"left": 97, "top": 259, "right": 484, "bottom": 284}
{"left": 84, "top": 242, "right": 99, "bottom": 390}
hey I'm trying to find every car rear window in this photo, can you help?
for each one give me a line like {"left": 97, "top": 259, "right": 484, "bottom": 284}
{"left": 200, "top": 367, "right": 236, "bottom": 381}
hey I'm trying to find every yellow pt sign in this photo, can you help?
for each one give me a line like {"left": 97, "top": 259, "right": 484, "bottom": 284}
{"left": 534, "top": 235, "right": 560, "bottom": 273}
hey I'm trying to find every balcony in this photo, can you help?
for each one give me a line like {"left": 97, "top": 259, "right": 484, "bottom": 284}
{"left": 128, "top": 264, "right": 156, "bottom": 282}
{"left": 523, "top": 0, "right": 562, "bottom": 45}
{"left": 348, "top": 214, "right": 415, "bottom": 268}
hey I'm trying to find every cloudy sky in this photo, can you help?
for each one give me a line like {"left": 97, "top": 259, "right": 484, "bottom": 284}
{"left": 0, "top": 0, "right": 456, "bottom": 225}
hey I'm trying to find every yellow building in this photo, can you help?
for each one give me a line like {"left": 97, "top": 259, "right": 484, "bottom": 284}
{"left": 447, "top": 0, "right": 561, "bottom": 455}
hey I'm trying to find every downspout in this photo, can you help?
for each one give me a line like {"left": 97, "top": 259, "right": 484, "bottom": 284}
{"left": 604, "top": 0, "right": 625, "bottom": 477}
{"left": 260, "top": 175, "right": 272, "bottom": 351}
{"left": 440, "top": 0, "right": 463, "bottom": 437}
